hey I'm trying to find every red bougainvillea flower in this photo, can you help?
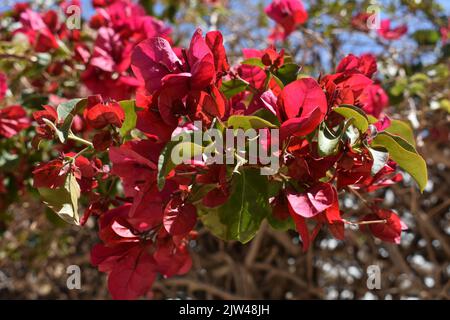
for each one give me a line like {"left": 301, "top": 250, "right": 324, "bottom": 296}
{"left": 321, "top": 54, "right": 375, "bottom": 108}
{"left": 336, "top": 147, "right": 373, "bottom": 190}
{"left": 351, "top": 12, "right": 371, "bottom": 32}
{"left": 91, "top": 205, "right": 157, "bottom": 300}
{"left": 196, "top": 164, "right": 230, "bottom": 208}
{"left": 360, "top": 83, "right": 389, "bottom": 118}
{"left": 132, "top": 28, "right": 218, "bottom": 95}
{"left": 83, "top": 96, "right": 125, "bottom": 130}
{"left": 65, "top": 153, "right": 103, "bottom": 192}
{"left": 17, "top": 9, "right": 59, "bottom": 52}
{"left": 285, "top": 183, "right": 340, "bottom": 251}
{"left": 0, "top": 105, "right": 30, "bottom": 138}
{"left": 356, "top": 161, "right": 403, "bottom": 193}
{"left": 377, "top": 19, "right": 407, "bottom": 40}
{"left": 237, "top": 47, "right": 284, "bottom": 94}
{"left": 265, "top": 0, "right": 308, "bottom": 39}
{"left": 32, "top": 159, "right": 67, "bottom": 189}
{"left": 81, "top": 0, "right": 172, "bottom": 100}
{"left": 287, "top": 140, "right": 338, "bottom": 184}
{"left": 163, "top": 196, "right": 197, "bottom": 236}
{"left": 134, "top": 94, "right": 177, "bottom": 143}
{"left": 361, "top": 208, "right": 406, "bottom": 243}
{"left": 336, "top": 53, "right": 377, "bottom": 79}
{"left": 286, "top": 183, "right": 336, "bottom": 218}
{"left": 131, "top": 29, "right": 228, "bottom": 126}
{"left": 276, "top": 78, "right": 328, "bottom": 140}
{"left": 0, "top": 73, "right": 7, "bottom": 101}
{"left": 109, "top": 140, "right": 160, "bottom": 197}
{"left": 33, "top": 105, "right": 58, "bottom": 139}
{"left": 440, "top": 18, "right": 450, "bottom": 44}
{"left": 81, "top": 27, "right": 140, "bottom": 100}
{"left": 91, "top": 203, "right": 193, "bottom": 299}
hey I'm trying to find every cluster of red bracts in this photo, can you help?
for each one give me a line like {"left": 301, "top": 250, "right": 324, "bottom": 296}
{"left": 28, "top": 26, "right": 407, "bottom": 299}
{"left": 0, "top": 73, "right": 30, "bottom": 138}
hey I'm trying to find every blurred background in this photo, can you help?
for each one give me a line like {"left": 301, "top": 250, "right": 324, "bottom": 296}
{"left": 0, "top": 0, "right": 449, "bottom": 299}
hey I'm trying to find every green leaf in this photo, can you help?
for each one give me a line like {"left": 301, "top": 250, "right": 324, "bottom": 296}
{"left": 38, "top": 172, "right": 80, "bottom": 225}
{"left": 216, "top": 169, "right": 270, "bottom": 243}
{"left": 385, "top": 119, "right": 416, "bottom": 147}
{"left": 157, "top": 140, "right": 180, "bottom": 191}
{"left": 371, "top": 132, "right": 427, "bottom": 192}
{"left": 157, "top": 137, "right": 203, "bottom": 191}
{"left": 241, "top": 57, "right": 266, "bottom": 69}
{"left": 345, "top": 124, "right": 360, "bottom": 146}
{"left": 57, "top": 98, "right": 87, "bottom": 142}
{"left": 42, "top": 118, "right": 65, "bottom": 143}
{"left": 413, "top": 29, "right": 439, "bottom": 46}
{"left": 252, "top": 108, "right": 281, "bottom": 127}
{"left": 267, "top": 213, "right": 295, "bottom": 231}
{"left": 270, "top": 73, "right": 285, "bottom": 89}
{"left": 220, "top": 79, "right": 249, "bottom": 98}
{"left": 368, "top": 147, "right": 389, "bottom": 175}
{"left": 57, "top": 98, "right": 86, "bottom": 122}
{"left": 367, "top": 115, "right": 378, "bottom": 124}
{"left": 227, "top": 115, "right": 277, "bottom": 131}
{"left": 318, "top": 122, "right": 342, "bottom": 156}
{"left": 275, "top": 63, "right": 300, "bottom": 85}
{"left": 334, "top": 105, "right": 369, "bottom": 133}
{"left": 119, "top": 100, "right": 137, "bottom": 137}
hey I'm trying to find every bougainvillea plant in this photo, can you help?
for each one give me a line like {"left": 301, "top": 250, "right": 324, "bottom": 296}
{"left": 31, "top": 26, "right": 428, "bottom": 298}
{"left": 0, "top": 0, "right": 435, "bottom": 300}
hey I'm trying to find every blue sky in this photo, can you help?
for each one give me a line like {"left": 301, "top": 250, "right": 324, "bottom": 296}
{"left": 1, "top": 0, "right": 449, "bottom": 18}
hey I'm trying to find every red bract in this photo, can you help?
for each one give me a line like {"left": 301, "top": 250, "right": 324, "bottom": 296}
{"left": 336, "top": 148, "right": 373, "bottom": 190}
{"left": 81, "top": 27, "right": 140, "bottom": 100}
{"left": 361, "top": 208, "right": 405, "bottom": 243}
{"left": 92, "top": 203, "right": 193, "bottom": 299}
{"left": 277, "top": 78, "right": 327, "bottom": 140}
{"left": 336, "top": 54, "right": 377, "bottom": 79}
{"left": 205, "top": 31, "right": 230, "bottom": 75}
{"left": 321, "top": 59, "right": 373, "bottom": 108}
{"left": 360, "top": 83, "right": 389, "bottom": 118}
{"left": 32, "top": 159, "right": 67, "bottom": 189}
{"left": 131, "top": 37, "right": 182, "bottom": 94}
{"left": 132, "top": 28, "right": 223, "bottom": 98}
{"left": 163, "top": 197, "right": 197, "bottom": 236}
{"left": 356, "top": 161, "right": 403, "bottom": 193}
{"left": 0, "top": 105, "right": 30, "bottom": 138}
{"left": 65, "top": 153, "right": 102, "bottom": 192}
{"left": 196, "top": 164, "right": 230, "bottom": 208}
{"left": 377, "top": 19, "right": 407, "bottom": 40}
{"left": 84, "top": 100, "right": 125, "bottom": 129}
{"left": 265, "top": 0, "right": 308, "bottom": 40}
{"left": 0, "top": 73, "right": 6, "bottom": 101}
{"left": 33, "top": 105, "right": 58, "bottom": 139}
{"left": 17, "top": 9, "right": 59, "bottom": 52}
{"left": 132, "top": 28, "right": 228, "bottom": 126}
{"left": 91, "top": 205, "right": 158, "bottom": 299}
{"left": 237, "top": 48, "right": 284, "bottom": 95}
{"left": 286, "top": 183, "right": 336, "bottom": 218}
{"left": 109, "top": 140, "right": 160, "bottom": 197}
{"left": 351, "top": 13, "right": 371, "bottom": 32}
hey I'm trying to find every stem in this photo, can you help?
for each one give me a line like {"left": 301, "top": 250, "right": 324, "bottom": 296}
{"left": 72, "top": 146, "right": 92, "bottom": 159}
{"left": 0, "top": 54, "right": 32, "bottom": 62}
{"left": 343, "top": 219, "right": 387, "bottom": 227}
{"left": 348, "top": 186, "right": 371, "bottom": 209}
{"left": 68, "top": 133, "right": 94, "bottom": 147}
